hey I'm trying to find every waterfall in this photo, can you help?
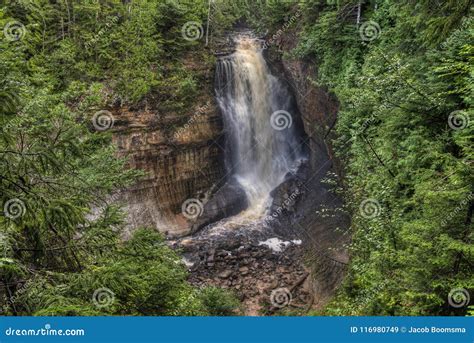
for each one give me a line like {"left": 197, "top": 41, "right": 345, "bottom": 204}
{"left": 215, "top": 36, "right": 303, "bottom": 218}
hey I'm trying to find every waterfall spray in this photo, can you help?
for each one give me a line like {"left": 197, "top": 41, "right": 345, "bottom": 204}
{"left": 215, "top": 36, "right": 302, "bottom": 218}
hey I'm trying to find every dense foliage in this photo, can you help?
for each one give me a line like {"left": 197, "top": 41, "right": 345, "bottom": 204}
{"left": 246, "top": 0, "right": 473, "bottom": 315}
{"left": 0, "top": 0, "right": 239, "bottom": 316}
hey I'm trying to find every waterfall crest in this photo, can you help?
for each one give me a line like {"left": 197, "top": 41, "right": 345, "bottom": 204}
{"left": 215, "top": 36, "right": 302, "bottom": 218}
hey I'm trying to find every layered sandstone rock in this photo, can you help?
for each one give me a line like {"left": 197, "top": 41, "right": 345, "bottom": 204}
{"left": 110, "top": 59, "right": 227, "bottom": 237}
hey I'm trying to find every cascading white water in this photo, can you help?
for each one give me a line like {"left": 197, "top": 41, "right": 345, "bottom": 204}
{"left": 215, "top": 36, "right": 302, "bottom": 218}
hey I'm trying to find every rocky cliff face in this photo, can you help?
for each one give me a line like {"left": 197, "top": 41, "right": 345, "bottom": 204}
{"left": 111, "top": 56, "right": 226, "bottom": 237}
{"left": 267, "top": 34, "right": 340, "bottom": 170}
{"left": 265, "top": 31, "right": 351, "bottom": 302}
{"left": 110, "top": 31, "right": 350, "bottom": 311}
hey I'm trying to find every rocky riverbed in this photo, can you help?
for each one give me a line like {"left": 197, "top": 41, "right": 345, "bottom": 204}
{"left": 171, "top": 215, "right": 314, "bottom": 316}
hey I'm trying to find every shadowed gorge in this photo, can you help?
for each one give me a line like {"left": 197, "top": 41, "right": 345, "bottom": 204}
{"left": 170, "top": 33, "right": 325, "bottom": 315}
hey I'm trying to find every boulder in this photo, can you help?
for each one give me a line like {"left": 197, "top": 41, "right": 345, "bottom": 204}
{"left": 191, "top": 181, "right": 248, "bottom": 233}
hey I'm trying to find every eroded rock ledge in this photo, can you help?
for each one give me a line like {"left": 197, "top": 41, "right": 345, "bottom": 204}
{"left": 111, "top": 53, "right": 227, "bottom": 238}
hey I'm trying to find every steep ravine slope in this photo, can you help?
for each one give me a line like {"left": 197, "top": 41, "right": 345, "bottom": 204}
{"left": 180, "top": 35, "right": 349, "bottom": 314}
{"left": 113, "top": 32, "right": 350, "bottom": 314}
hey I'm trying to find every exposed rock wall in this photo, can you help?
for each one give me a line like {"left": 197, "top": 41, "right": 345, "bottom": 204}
{"left": 266, "top": 31, "right": 351, "bottom": 303}
{"left": 110, "top": 28, "right": 351, "bottom": 310}
{"left": 111, "top": 57, "right": 226, "bottom": 237}
{"left": 267, "top": 34, "right": 340, "bottom": 171}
